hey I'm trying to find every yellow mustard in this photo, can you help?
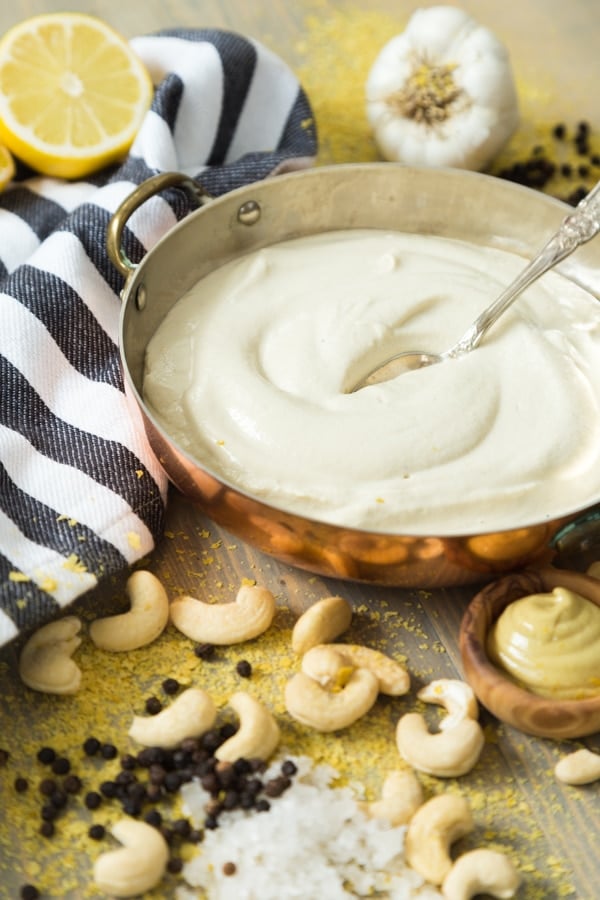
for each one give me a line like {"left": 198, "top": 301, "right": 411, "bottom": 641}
{"left": 486, "top": 587, "right": 600, "bottom": 700}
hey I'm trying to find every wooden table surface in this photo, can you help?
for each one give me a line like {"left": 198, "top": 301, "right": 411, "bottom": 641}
{"left": 1, "top": 1, "right": 599, "bottom": 899}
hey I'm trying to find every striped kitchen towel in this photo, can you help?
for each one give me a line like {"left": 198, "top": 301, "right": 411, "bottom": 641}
{"left": 0, "top": 28, "right": 317, "bottom": 646}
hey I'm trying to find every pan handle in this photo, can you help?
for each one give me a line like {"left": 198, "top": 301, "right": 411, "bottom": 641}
{"left": 107, "top": 172, "right": 211, "bottom": 279}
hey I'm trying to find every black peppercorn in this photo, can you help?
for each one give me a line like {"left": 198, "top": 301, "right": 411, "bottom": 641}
{"left": 63, "top": 774, "right": 82, "bottom": 794}
{"left": 167, "top": 857, "right": 184, "bottom": 874}
{"left": 194, "top": 643, "right": 216, "bottom": 660}
{"left": 51, "top": 757, "right": 70, "bottom": 776}
{"left": 84, "top": 791, "right": 102, "bottom": 810}
{"left": 20, "top": 885, "right": 40, "bottom": 900}
{"left": 83, "top": 737, "right": 101, "bottom": 756}
{"left": 145, "top": 696, "right": 163, "bottom": 715}
{"left": 14, "top": 776, "right": 29, "bottom": 793}
{"left": 144, "top": 809, "right": 163, "bottom": 828}
{"left": 99, "top": 780, "right": 119, "bottom": 799}
{"left": 235, "top": 659, "right": 252, "bottom": 678}
{"left": 37, "top": 746, "right": 57, "bottom": 765}
{"left": 88, "top": 823, "right": 106, "bottom": 841}
{"left": 39, "top": 821, "right": 55, "bottom": 838}
{"left": 162, "top": 677, "right": 179, "bottom": 695}
{"left": 100, "top": 743, "right": 118, "bottom": 760}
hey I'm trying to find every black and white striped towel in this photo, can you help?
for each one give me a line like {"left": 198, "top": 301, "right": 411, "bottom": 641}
{"left": 0, "top": 28, "right": 317, "bottom": 647}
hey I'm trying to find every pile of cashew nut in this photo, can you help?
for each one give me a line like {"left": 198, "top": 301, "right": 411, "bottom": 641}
{"left": 285, "top": 596, "right": 521, "bottom": 898}
{"left": 17, "top": 578, "right": 532, "bottom": 898}
{"left": 17, "top": 574, "right": 276, "bottom": 693}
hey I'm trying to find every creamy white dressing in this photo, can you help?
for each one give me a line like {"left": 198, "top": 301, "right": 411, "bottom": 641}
{"left": 143, "top": 229, "right": 600, "bottom": 534}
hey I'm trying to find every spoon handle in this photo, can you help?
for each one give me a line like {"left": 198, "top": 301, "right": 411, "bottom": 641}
{"left": 451, "top": 179, "right": 600, "bottom": 357}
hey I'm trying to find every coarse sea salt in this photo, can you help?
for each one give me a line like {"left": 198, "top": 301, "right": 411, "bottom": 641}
{"left": 176, "top": 755, "right": 442, "bottom": 900}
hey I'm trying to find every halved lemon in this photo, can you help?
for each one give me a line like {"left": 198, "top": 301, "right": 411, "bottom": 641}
{"left": 0, "top": 141, "right": 15, "bottom": 190}
{"left": 0, "top": 13, "right": 153, "bottom": 179}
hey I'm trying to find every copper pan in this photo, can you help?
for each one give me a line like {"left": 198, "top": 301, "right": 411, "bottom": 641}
{"left": 107, "top": 164, "right": 600, "bottom": 587}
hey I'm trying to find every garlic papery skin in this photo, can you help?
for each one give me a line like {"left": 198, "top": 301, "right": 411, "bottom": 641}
{"left": 365, "top": 5, "right": 519, "bottom": 171}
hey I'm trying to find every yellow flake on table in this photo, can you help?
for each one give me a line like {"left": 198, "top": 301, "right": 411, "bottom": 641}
{"left": 127, "top": 531, "right": 142, "bottom": 550}
{"left": 62, "top": 554, "right": 87, "bottom": 574}
{"left": 8, "top": 571, "right": 29, "bottom": 582}
{"left": 40, "top": 577, "right": 58, "bottom": 592}
{"left": 375, "top": 497, "right": 384, "bottom": 504}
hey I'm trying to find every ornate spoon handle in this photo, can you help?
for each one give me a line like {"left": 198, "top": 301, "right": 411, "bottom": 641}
{"left": 452, "top": 180, "right": 600, "bottom": 357}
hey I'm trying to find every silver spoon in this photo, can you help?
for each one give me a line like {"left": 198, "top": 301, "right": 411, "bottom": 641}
{"left": 352, "top": 180, "right": 600, "bottom": 391}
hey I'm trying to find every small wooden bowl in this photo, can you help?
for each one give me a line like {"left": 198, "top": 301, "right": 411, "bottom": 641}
{"left": 459, "top": 567, "right": 600, "bottom": 739}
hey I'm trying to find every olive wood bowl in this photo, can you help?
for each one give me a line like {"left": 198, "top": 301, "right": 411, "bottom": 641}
{"left": 459, "top": 567, "right": 600, "bottom": 739}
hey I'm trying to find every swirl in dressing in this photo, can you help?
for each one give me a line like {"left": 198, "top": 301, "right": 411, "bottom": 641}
{"left": 143, "top": 229, "right": 600, "bottom": 534}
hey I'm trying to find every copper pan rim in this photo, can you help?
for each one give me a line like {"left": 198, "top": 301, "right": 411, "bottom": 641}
{"left": 110, "top": 164, "right": 600, "bottom": 587}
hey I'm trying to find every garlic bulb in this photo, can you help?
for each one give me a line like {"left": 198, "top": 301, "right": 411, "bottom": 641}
{"left": 365, "top": 5, "right": 519, "bottom": 170}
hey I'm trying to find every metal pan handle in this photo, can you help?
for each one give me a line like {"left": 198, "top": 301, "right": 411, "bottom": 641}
{"left": 106, "top": 171, "right": 211, "bottom": 279}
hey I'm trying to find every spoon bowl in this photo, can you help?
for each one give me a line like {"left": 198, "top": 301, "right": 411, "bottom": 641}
{"left": 352, "top": 179, "right": 600, "bottom": 391}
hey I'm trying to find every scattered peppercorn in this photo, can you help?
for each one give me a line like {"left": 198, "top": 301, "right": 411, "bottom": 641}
{"left": 20, "top": 885, "right": 40, "bottom": 900}
{"left": 552, "top": 122, "right": 566, "bottom": 140}
{"left": 162, "top": 677, "right": 180, "bottom": 695}
{"left": 88, "top": 824, "right": 106, "bottom": 841}
{"left": 99, "top": 780, "right": 119, "bottom": 799}
{"left": 0, "top": 748, "right": 9, "bottom": 766}
{"left": 281, "top": 759, "right": 298, "bottom": 776}
{"left": 36, "top": 747, "right": 56, "bottom": 765}
{"left": 145, "top": 696, "right": 163, "bottom": 715}
{"left": 222, "top": 861, "right": 237, "bottom": 876}
{"left": 194, "top": 643, "right": 216, "bottom": 660}
{"left": 14, "top": 776, "right": 29, "bottom": 793}
{"left": 63, "top": 774, "right": 82, "bottom": 794}
{"left": 51, "top": 757, "right": 70, "bottom": 776}
{"left": 39, "top": 778, "right": 56, "bottom": 796}
{"left": 84, "top": 791, "right": 102, "bottom": 810}
{"left": 82, "top": 737, "right": 101, "bottom": 757}
{"left": 235, "top": 659, "right": 252, "bottom": 678}
{"left": 100, "top": 743, "right": 118, "bottom": 760}
{"left": 41, "top": 803, "right": 59, "bottom": 822}
{"left": 144, "top": 809, "right": 163, "bottom": 828}
{"left": 167, "top": 857, "right": 184, "bottom": 875}
{"left": 39, "top": 821, "right": 55, "bottom": 838}
{"left": 49, "top": 789, "right": 68, "bottom": 810}
{"left": 264, "top": 775, "right": 292, "bottom": 798}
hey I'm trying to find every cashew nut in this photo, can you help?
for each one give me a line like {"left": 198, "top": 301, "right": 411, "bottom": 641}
{"left": 396, "top": 713, "right": 485, "bottom": 778}
{"left": 291, "top": 595, "right": 353, "bottom": 654}
{"left": 586, "top": 560, "right": 600, "bottom": 579}
{"left": 93, "top": 817, "right": 169, "bottom": 897}
{"left": 300, "top": 645, "right": 355, "bottom": 690}
{"left": 18, "top": 616, "right": 82, "bottom": 694}
{"left": 215, "top": 691, "right": 280, "bottom": 762}
{"left": 405, "top": 793, "right": 474, "bottom": 885}
{"left": 363, "top": 769, "right": 424, "bottom": 826}
{"left": 554, "top": 747, "right": 600, "bottom": 785}
{"left": 128, "top": 687, "right": 216, "bottom": 749}
{"left": 169, "top": 583, "right": 276, "bottom": 644}
{"left": 285, "top": 668, "right": 379, "bottom": 732}
{"left": 417, "top": 679, "right": 479, "bottom": 731}
{"left": 442, "top": 848, "right": 521, "bottom": 900}
{"left": 302, "top": 643, "right": 410, "bottom": 696}
{"left": 89, "top": 570, "right": 169, "bottom": 651}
